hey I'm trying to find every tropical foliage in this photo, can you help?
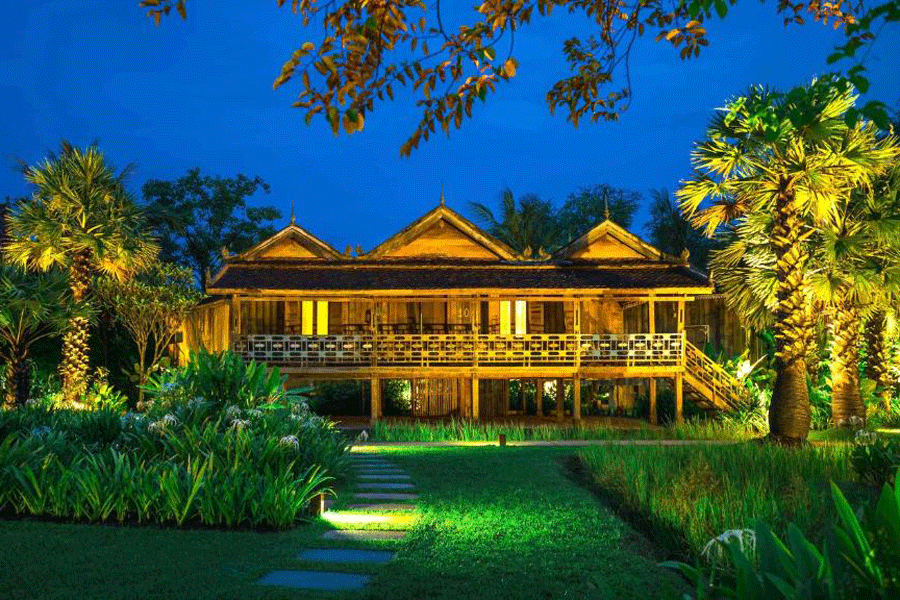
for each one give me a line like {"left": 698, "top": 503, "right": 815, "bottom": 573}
{"left": 664, "top": 477, "right": 900, "bottom": 599}
{"left": 0, "top": 267, "right": 78, "bottom": 406}
{"left": 5, "top": 143, "right": 158, "bottom": 404}
{"left": 469, "top": 188, "right": 559, "bottom": 256}
{"left": 679, "top": 80, "right": 899, "bottom": 443}
{"left": 0, "top": 348, "right": 350, "bottom": 529}
{"left": 95, "top": 263, "right": 204, "bottom": 405}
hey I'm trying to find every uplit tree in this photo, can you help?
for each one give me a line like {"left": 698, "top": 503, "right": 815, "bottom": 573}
{"left": 679, "top": 80, "right": 899, "bottom": 443}
{"left": 95, "top": 263, "right": 203, "bottom": 405}
{"left": 808, "top": 189, "right": 900, "bottom": 425}
{"left": 0, "top": 266, "right": 80, "bottom": 406}
{"left": 5, "top": 143, "right": 158, "bottom": 404}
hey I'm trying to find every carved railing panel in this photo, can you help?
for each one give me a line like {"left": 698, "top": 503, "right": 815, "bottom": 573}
{"left": 234, "top": 332, "right": 686, "bottom": 369}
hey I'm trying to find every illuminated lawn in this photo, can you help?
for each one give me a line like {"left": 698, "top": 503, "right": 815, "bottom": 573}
{"left": 1, "top": 447, "right": 685, "bottom": 599}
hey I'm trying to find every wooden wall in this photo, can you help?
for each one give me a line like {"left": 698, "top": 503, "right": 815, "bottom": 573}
{"left": 180, "top": 300, "right": 230, "bottom": 361}
{"left": 623, "top": 295, "right": 762, "bottom": 358}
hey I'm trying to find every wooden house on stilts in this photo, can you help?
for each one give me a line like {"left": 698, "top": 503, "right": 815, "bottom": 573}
{"left": 182, "top": 196, "right": 746, "bottom": 424}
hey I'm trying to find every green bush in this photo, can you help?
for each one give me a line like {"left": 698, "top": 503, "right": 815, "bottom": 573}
{"left": 0, "top": 397, "right": 350, "bottom": 529}
{"left": 664, "top": 479, "right": 900, "bottom": 599}
{"left": 142, "top": 349, "right": 288, "bottom": 411}
{"left": 850, "top": 432, "right": 900, "bottom": 488}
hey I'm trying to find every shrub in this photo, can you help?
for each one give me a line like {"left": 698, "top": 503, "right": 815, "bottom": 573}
{"left": 850, "top": 431, "right": 900, "bottom": 488}
{"left": 0, "top": 398, "right": 350, "bottom": 529}
{"left": 663, "top": 479, "right": 900, "bottom": 599}
{"left": 142, "top": 349, "right": 290, "bottom": 411}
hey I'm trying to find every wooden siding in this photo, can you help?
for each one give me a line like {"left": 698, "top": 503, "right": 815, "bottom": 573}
{"left": 381, "top": 221, "right": 498, "bottom": 259}
{"left": 180, "top": 300, "right": 230, "bottom": 360}
{"left": 256, "top": 237, "right": 322, "bottom": 259}
{"left": 568, "top": 233, "right": 645, "bottom": 259}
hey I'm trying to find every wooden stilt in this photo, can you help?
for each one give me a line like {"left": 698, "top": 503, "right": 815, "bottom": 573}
{"left": 471, "top": 376, "right": 480, "bottom": 420}
{"left": 535, "top": 379, "right": 543, "bottom": 418}
{"left": 649, "top": 377, "right": 657, "bottom": 425}
{"left": 518, "top": 379, "right": 526, "bottom": 414}
{"left": 556, "top": 378, "right": 564, "bottom": 421}
{"left": 675, "top": 373, "right": 684, "bottom": 424}
{"left": 370, "top": 377, "right": 382, "bottom": 422}
{"left": 573, "top": 376, "right": 582, "bottom": 421}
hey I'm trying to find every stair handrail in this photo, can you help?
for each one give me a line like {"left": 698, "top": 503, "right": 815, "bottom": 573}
{"left": 684, "top": 341, "right": 745, "bottom": 410}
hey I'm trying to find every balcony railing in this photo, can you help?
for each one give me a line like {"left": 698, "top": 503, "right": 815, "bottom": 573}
{"left": 233, "top": 332, "right": 685, "bottom": 369}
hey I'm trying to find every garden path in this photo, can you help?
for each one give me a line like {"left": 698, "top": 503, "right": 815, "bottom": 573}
{"left": 256, "top": 452, "right": 418, "bottom": 592}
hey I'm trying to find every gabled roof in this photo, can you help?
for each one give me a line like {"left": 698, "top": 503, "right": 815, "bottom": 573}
{"left": 230, "top": 222, "right": 342, "bottom": 262}
{"left": 554, "top": 219, "right": 676, "bottom": 262}
{"left": 364, "top": 203, "right": 518, "bottom": 260}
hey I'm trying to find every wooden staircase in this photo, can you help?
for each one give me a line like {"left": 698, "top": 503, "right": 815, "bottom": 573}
{"left": 683, "top": 341, "right": 744, "bottom": 412}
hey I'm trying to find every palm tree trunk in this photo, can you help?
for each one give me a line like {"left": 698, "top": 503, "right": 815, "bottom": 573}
{"left": 60, "top": 250, "right": 91, "bottom": 404}
{"left": 768, "top": 182, "right": 812, "bottom": 444}
{"left": 864, "top": 310, "right": 892, "bottom": 411}
{"left": 830, "top": 298, "right": 865, "bottom": 426}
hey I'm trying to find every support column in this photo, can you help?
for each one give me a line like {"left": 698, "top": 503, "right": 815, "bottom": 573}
{"left": 556, "top": 378, "right": 565, "bottom": 421}
{"left": 648, "top": 297, "right": 657, "bottom": 425}
{"left": 535, "top": 379, "right": 543, "bottom": 417}
{"left": 675, "top": 373, "right": 684, "bottom": 424}
{"left": 573, "top": 376, "right": 582, "bottom": 421}
{"left": 518, "top": 379, "right": 526, "bottom": 414}
{"left": 471, "top": 377, "right": 480, "bottom": 420}
{"left": 370, "top": 377, "right": 382, "bottom": 421}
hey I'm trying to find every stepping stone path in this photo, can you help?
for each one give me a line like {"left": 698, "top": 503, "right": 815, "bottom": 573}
{"left": 256, "top": 452, "right": 419, "bottom": 593}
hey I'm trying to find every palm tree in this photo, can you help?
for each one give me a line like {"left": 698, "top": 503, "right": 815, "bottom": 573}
{"left": 5, "top": 143, "right": 157, "bottom": 404}
{"left": 470, "top": 188, "right": 561, "bottom": 256}
{"left": 679, "top": 81, "right": 899, "bottom": 443}
{"left": 0, "top": 265, "right": 78, "bottom": 406}
{"left": 863, "top": 163, "right": 900, "bottom": 410}
{"left": 808, "top": 190, "right": 900, "bottom": 425}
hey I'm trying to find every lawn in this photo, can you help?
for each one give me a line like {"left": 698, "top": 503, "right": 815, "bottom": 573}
{"left": 1, "top": 446, "right": 685, "bottom": 600}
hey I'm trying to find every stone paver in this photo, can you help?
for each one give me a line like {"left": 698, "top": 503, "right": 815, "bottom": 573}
{"left": 348, "top": 503, "right": 417, "bottom": 511}
{"left": 298, "top": 548, "right": 396, "bottom": 564}
{"left": 258, "top": 570, "right": 371, "bottom": 590}
{"left": 358, "top": 474, "right": 412, "bottom": 480}
{"left": 354, "top": 492, "right": 419, "bottom": 501}
{"left": 321, "top": 529, "right": 408, "bottom": 541}
{"left": 357, "top": 482, "right": 416, "bottom": 490}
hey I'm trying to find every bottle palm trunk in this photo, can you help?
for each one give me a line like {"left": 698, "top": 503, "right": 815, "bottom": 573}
{"left": 60, "top": 251, "right": 92, "bottom": 403}
{"left": 864, "top": 311, "right": 892, "bottom": 410}
{"left": 830, "top": 297, "right": 865, "bottom": 425}
{"left": 768, "top": 183, "right": 812, "bottom": 443}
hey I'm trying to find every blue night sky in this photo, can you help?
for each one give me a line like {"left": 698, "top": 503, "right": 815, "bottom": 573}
{"left": 1, "top": 1, "right": 898, "bottom": 252}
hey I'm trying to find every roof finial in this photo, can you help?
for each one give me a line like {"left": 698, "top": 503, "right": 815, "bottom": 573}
{"left": 290, "top": 198, "right": 296, "bottom": 225}
{"left": 439, "top": 183, "right": 446, "bottom": 207}
{"left": 604, "top": 193, "right": 610, "bottom": 221}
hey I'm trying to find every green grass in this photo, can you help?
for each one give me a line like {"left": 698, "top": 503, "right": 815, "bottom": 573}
{"left": 359, "top": 446, "right": 685, "bottom": 599}
{"left": 578, "top": 443, "right": 858, "bottom": 559}
{"left": 0, "top": 447, "right": 685, "bottom": 600}
{"left": 371, "top": 417, "right": 750, "bottom": 442}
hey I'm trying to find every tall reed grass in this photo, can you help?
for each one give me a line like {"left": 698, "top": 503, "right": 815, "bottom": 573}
{"left": 370, "top": 417, "right": 751, "bottom": 442}
{"left": 579, "top": 443, "right": 854, "bottom": 557}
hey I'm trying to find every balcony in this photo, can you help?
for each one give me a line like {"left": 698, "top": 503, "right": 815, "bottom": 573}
{"left": 233, "top": 332, "right": 685, "bottom": 372}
